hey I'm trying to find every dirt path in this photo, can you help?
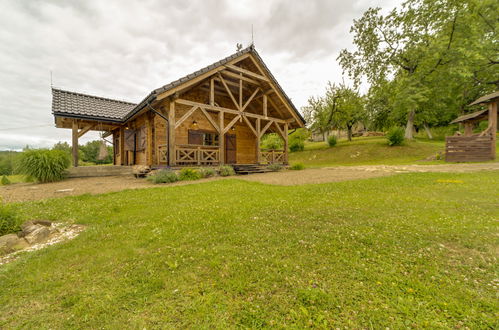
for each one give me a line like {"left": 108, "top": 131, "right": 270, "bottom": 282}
{"left": 1, "top": 163, "right": 497, "bottom": 202}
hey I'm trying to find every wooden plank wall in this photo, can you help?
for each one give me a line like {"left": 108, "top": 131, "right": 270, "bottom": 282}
{"left": 445, "top": 135, "right": 494, "bottom": 162}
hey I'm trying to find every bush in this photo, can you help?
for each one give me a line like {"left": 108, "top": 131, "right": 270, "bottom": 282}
{"left": 198, "top": 168, "right": 216, "bottom": 178}
{"left": 147, "top": 170, "right": 178, "bottom": 184}
{"left": 16, "top": 149, "right": 70, "bottom": 183}
{"left": 290, "top": 163, "right": 305, "bottom": 170}
{"left": 261, "top": 133, "right": 284, "bottom": 150}
{"left": 268, "top": 163, "right": 283, "bottom": 172}
{"left": 1, "top": 175, "right": 11, "bottom": 185}
{"left": 0, "top": 199, "right": 18, "bottom": 236}
{"left": 386, "top": 127, "right": 405, "bottom": 146}
{"left": 178, "top": 168, "right": 201, "bottom": 181}
{"left": 289, "top": 140, "right": 304, "bottom": 152}
{"left": 327, "top": 135, "right": 337, "bottom": 147}
{"left": 219, "top": 165, "right": 235, "bottom": 177}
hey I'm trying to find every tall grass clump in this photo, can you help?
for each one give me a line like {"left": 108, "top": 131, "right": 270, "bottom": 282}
{"left": 178, "top": 168, "right": 201, "bottom": 181}
{"left": 289, "top": 140, "right": 304, "bottom": 152}
{"left": 268, "top": 163, "right": 283, "bottom": 172}
{"left": 290, "top": 163, "right": 305, "bottom": 170}
{"left": 0, "top": 198, "right": 19, "bottom": 236}
{"left": 327, "top": 135, "right": 337, "bottom": 147}
{"left": 1, "top": 175, "right": 11, "bottom": 185}
{"left": 219, "top": 165, "right": 235, "bottom": 177}
{"left": 16, "top": 149, "right": 70, "bottom": 183}
{"left": 386, "top": 127, "right": 405, "bottom": 146}
{"left": 147, "top": 170, "right": 178, "bottom": 184}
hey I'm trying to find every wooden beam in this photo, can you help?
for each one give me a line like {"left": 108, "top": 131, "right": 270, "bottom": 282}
{"left": 175, "top": 98, "right": 287, "bottom": 124}
{"left": 220, "top": 70, "right": 261, "bottom": 86}
{"left": 489, "top": 101, "right": 497, "bottom": 159}
{"left": 72, "top": 120, "right": 79, "bottom": 167}
{"left": 175, "top": 105, "right": 198, "bottom": 129}
{"left": 263, "top": 94, "right": 268, "bottom": 118}
{"left": 119, "top": 126, "right": 125, "bottom": 165}
{"left": 284, "top": 122, "right": 289, "bottom": 164}
{"left": 168, "top": 100, "right": 176, "bottom": 166}
{"left": 239, "top": 73, "right": 243, "bottom": 109}
{"left": 78, "top": 125, "right": 93, "bottom": 138}
{"left": 200, "top": 106, "right": 220, "bottom": 133}
{"left": 218, "top": 111, "right": 225, "bottom": 164}
{"left": 260, "top": 120, "right": 273, "bottom": 138}
{"left": 223, "top": 115, "right": 241, "bottom": 134}
{"left": 217, "top": 73, "right": 240, "bottom": 110}
{"left": 226, "top": 64, "right": 269, "bottom": 82}
{"left": 274, "top": 121, "right": 286, "bottom": 140}
{"left": 242, "top": 88, "right": 260, "bottom": 112}
{"left": 210, "top": 78, "right": 215, "bottom": 106}
{"left": 242, "top": 115, "right": 257, "bottom": 136}
{"left": 146, "top": 114, "right": 153, "bottom": 166}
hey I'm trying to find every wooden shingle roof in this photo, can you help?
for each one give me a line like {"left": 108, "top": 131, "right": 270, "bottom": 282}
{"left": 450, "top": 109, "right": 489, "bottom": 124}
{"left": 52, "top": 88, "right": 136, "bottom": 122}
{"left": 469, "top": 91, "right": 499, "bottom": 106}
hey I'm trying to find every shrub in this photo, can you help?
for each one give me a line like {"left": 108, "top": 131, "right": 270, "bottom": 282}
{"left": 1, "top": 175, "right": 10, "bottom": 185}
{"left": 261, "top": 133, "right": 284, "bottom": 150}
{"left": 198, "top": 168, "right": 216, "bottom": 178}
{"left": 289, "top": 140, "right": 304, "bottom": 152}
{"left": 0, "top": 199, "right": 18, "bottom": 236}
{"left": 147, "top": 170, "right": 178, "bottom": 184}
{"left": 219, "top": 165, "right": 235, "bottom": 177}
{"left": 290, "top": 163, "right": 305, "bottom": 170}
{"left": 178, "top": 168, "right": 201, "bottom": 181}
{"left": 386, "top": 127, "right": 405, "bottom": 146}
{"left": 327, "top": 135, "right": 337, "bottom": 147}
{"left": 16, "top": 149, "right": 70, "bottom": 183}
{"left": 268, "top": 163, "right": 283, "bottom": 172}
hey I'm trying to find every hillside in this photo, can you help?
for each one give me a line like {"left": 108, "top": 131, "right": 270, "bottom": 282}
{"left": 289, "top": 137, "right": 446, "bottom": 167}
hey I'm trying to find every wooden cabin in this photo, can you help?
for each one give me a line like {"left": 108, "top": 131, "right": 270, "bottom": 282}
{"left": 445, "top": 91, "right": 498, "bottom": 162}
{"left": 52, "top": 46, "right": 305, "bottom": 168}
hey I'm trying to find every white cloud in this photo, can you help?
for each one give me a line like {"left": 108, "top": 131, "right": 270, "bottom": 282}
{"left": 0, "top": 0, "right": 401, "bottom": 149}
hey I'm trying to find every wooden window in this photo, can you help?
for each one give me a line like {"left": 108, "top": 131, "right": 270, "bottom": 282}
{"left": 124, "top": 129, "right": 135, "bottom": 151}
{"left": 188, "top": 130, "right": 219, "bottom": 146}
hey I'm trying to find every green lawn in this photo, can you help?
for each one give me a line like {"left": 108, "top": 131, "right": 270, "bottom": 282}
{"left": 1, "top": 172, "right": 498, "bottom": 328}
{"left": 289, "top": 137, "right": 446, "bottom": 167}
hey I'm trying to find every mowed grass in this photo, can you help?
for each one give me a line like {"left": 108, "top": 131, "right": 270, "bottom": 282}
{"left": 289, "top": 137, "right": 446, "bottom": 167}
{"left": 1, "top": 172, "right": 498, "bottom": 328}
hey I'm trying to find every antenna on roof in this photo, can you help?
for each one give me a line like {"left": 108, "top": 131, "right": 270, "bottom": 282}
{"left": 251, "top": 24, "right": 254, "bottom": 46}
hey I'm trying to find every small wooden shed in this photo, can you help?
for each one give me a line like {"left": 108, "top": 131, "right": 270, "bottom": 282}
{"left": 445, "top": 91, "right": 498, "bottom": 162}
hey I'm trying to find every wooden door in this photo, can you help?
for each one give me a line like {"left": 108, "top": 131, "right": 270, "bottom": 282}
{"left": 225, "top": 134, "right": 236, "bottom": 164}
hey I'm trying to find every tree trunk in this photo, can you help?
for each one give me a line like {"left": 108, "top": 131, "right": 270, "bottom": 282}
{"left": 347, "top": 125, "right": 353, "bottom": 141}
{"left": 423, "top": 123, "right": 433, "bottom": 139}
{"left": 404, "top": 109, "right": 416, "bottom": 139}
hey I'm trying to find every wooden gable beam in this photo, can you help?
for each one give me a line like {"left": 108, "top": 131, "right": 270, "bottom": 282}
{"left": 260, "top": 120, "right": 274, "bottom": 138}
{"left": 226, "top": 64, "right": 269, "bottom": 82}
{"left": 242, "top": 115, "right": 257, "bottom": 136}
{"left": 78, "top": 124, "right": 94, "bottom": 138}
{"left": 223, "top": 115, "right": 241, "bottom": 134}
{"left": 220, "top": 70, "right": 261, "bottom": 86}
{"left": 242, "top": 88, "right": 261, "bottom": 112}
{"left": 199, "top": 106, "right": 220, "bottom": 133}
{"left": 175, "top": 105, "right": 198, "bottom": 129}
{"left": 273, "top": 122, "right": 286, "bottom": 140}
{"left": 217, "top": 73, "right": 240, "bottom": 110}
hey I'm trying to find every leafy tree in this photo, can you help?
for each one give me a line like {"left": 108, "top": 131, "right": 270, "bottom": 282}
{"left": 338, "top": 0, "right": 498, "bottom": 139}
{"left": 79, "top": 140, "right": 113, "bottom": 164}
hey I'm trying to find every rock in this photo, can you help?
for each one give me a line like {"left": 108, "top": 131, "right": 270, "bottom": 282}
{"left": 32, "top": 220, "right": 52, "bottom": 227}
{"left": 0, "top": 234, "right": 28, "bottom": 255}
{"left": 24, "top": 226, "right": 50, "bottom": 245}
{"left": 133, "top": 165, "right": 151, "bottom": 178}
{"left": 55, "top": 188, "right": 74, "bottom": 193}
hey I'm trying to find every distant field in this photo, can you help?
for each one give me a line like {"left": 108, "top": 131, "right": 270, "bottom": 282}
{"left": 289, "top": 137, "right": 446, "bottom": 167}
{"left": 0, "top": 171, "right": 497, "bottom": 328}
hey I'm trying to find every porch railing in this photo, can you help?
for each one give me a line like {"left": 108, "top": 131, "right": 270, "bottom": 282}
{"left": 260, "top": 149, "right": 286, "bottom": 164}
{"left": 175, "top": 144, "right": 220, "bottom": 165}
{"left": 157, "top": 144, "right": 168, "bottom": 163}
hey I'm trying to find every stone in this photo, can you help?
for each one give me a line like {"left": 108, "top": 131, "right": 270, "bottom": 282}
{"left": 0, "top": 234, "right": 27, "bottom": 255}
{"left": 24, "top": 226, "right": 50, "bottom": 245}
{"left": 32, "top": 220, "right": 52, "bottom": 227}
{"left": 132, "top": 165, "right": 151, "bottom": 178}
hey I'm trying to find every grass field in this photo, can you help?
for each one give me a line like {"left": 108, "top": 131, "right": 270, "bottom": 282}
{"left": 1, "top": 172, "right": 498, "bottom": 328}
{"left": 288, "top": 137, "right": 446, "bottom": 167}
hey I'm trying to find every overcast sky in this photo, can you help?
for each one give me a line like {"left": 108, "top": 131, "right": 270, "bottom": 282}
{"left": 0, "top": 0, "right": 401, "bottom": 150}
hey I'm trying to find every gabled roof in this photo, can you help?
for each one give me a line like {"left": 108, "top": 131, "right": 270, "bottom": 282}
{"left": 52, "top": 88, "right": 136, "bottom": 122}
{"left": 469, "top": 91, "right": 499, "bottom": 106}
{"left": 450, "top": 109, "right": 489, "bottom": 124}
{"left": 52, "top": 46, "right": 305, "bottom": 125}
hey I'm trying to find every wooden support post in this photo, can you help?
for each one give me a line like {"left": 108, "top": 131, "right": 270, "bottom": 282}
{"left": 168, "top": 100, "right": 176, "bottom": 166}
{"left": 489, "top": 101, "right": 497, "bottom": 159}
{"left": 256, "top": 118, "right": 261, "bottom": 164}
{"left": 146, "top": 113, "right": 154, "bottom": 166}
{"left": 219, "top": 111, "right": 225, "bottom": 164}
{"left": 239, "top": 73, "right": 243, "bottom": 109}
{"left": 263, "top": 94, "right": 267, "bottom": 118}
{"left": 71, "top": 120, "right": 79, "bottom": 167}
{"left": 210, "top": 78, "right": 215, "bottom": 106}
{"left": 119, "top": 126, "right": 125, "bottom": 165}
{"left": 464, "top": 122, "right": 473, "bottom": 136}
{"left": 284, "top": 122, "right": 289, "bottom": 164}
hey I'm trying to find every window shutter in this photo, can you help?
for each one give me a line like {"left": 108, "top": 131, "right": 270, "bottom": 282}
{"left": 137, "top": 126, "right": 146, "bottom": 151}
{"left": 124, "top": 129, "right": 135, "bottom": 151}
{"left": 188, "top": 130, "right": 203, "bottom": 145}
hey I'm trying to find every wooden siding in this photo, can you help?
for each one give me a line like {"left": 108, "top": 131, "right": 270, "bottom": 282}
{"left": 445, "top": 135, "right": 494, "bottom": 162}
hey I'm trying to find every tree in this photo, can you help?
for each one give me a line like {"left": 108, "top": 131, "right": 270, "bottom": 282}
{"left": 338, "top": 0, "right": 498, "bottom": 139}
{"left": 79, "top": 140, "right": 113, "bottom": 164}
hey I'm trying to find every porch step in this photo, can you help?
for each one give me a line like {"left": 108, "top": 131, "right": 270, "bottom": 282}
{"left": 68, "top": 165, "right": 133, "bottom": 178}
{"left": 232, "top": 164, "right": 271, "bottom": 175}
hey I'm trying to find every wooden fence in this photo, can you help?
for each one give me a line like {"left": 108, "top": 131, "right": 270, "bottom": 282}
{"left": 445, "top": 135, "right": 494, "bottom": 162}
